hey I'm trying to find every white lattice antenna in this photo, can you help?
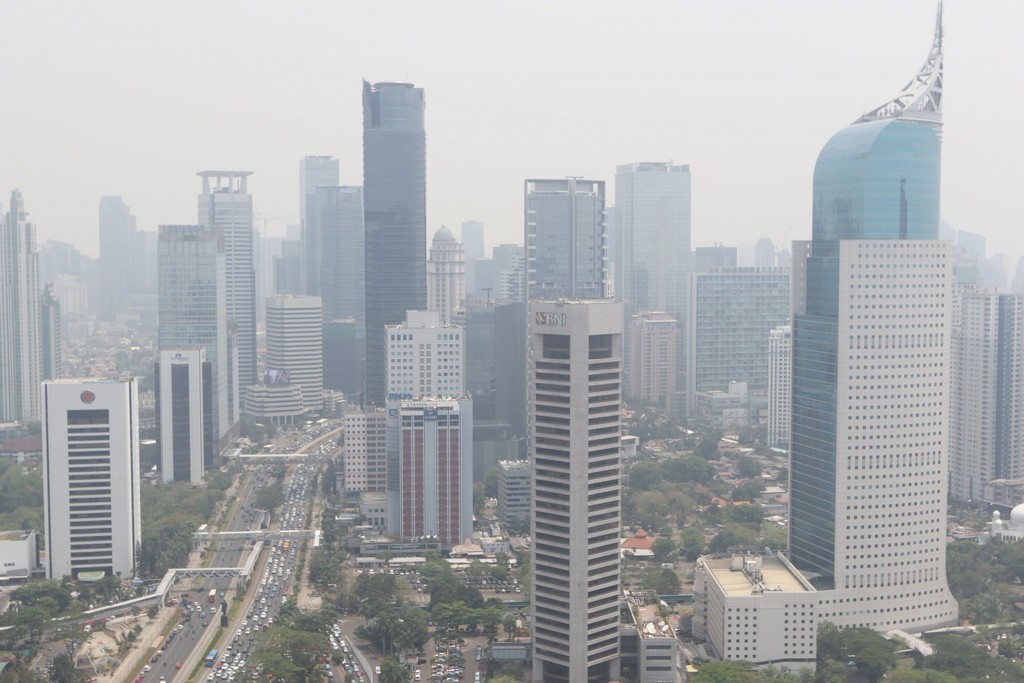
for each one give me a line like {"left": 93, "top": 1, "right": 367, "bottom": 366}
{"left": 854, "top": 1, "right": 943, "bottom": 125}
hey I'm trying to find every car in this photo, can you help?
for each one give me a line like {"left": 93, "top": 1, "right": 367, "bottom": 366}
{"left": 175, "top": 662, "right": 183, "bottom": 670}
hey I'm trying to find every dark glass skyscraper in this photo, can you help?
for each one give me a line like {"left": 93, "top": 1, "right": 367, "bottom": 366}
{"left": 789, "top": 4, "right": 957, "bottom": 631}
{"left": 363, "top": 81, "right": 426, "bottom": 406}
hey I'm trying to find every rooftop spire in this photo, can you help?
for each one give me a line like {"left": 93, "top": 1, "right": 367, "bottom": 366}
{"left": 854, "top": 1, "right": 943, "bottom": 125}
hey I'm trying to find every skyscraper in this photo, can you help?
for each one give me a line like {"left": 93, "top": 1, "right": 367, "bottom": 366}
{"left": 308, "top": 186, "right": 365, "bottom": 322}
{"left": 97, "top": 196, "right": 136, "bottom": 322}
{"left": 949, "top": 289, "right": 1024, "bottom": 502}
{"left": 461, "top": 220, "right": 485, "bottom": 260}
{"left": 386, "top": 397, "right": 473, "bottom": 548}
{"left": 156, "top": 348, "right": 212, "bottom": 484}
{"left": 363, "top": 81, "right": 427, "bottom": 406}
{"left": 266, "top": 295, "right": 324, "bottom": 413}
{"left": 385, "top": 310, "right": 464, "bottom": 400}
{"left": 198, "top": 171, "right": 257, "bottom": 403}
{"left": 43, "top": 378, "right": 141, "bottom": 580}
{"left": 687, "top": 267, "right": 789, "bottom": 412}
{"left": 40, "top": 284, "right": 62, "bottom": 381}
{"left": 767, "top": 325, "right": 792, "bottom": 450}
{"left": 426, "top": 226, "right": 466, "bottom": 324}
{"left": 158, "top": 225, "right": 232, "bottom": 443}
{"left": 529, "top": 299, "right": 622, "bottom": 683}
{"left": 789, "top": 6, "right": 957, "bottom": 630}
{"left": 0, "top": 191, "right": 42, "bottom": 423}
{"left": 299, "top": 155, "right": 340, "bottom": 243}
{"left": 528, "top": 179, "right": 606, "bottom": 301}
{"left": 628, "top": 310, "right": 677, "bottom": 405}
{"left": 525, "top": 178, "right": 608, "bottom": 300}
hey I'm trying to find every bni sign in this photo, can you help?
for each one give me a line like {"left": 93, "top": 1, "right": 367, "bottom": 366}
{"left": 535, "top": 311, "right": 566, "bottom": 326}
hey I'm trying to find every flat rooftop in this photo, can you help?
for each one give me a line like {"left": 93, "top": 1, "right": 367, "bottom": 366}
{"left": 704, "top": 555, "right": 813, "bottom": 596}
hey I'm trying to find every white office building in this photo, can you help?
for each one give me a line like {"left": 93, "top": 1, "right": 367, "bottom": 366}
{"left": 529, "top": 299, "right": 622, "bottom": 683}
{"left": 385, "top": 310, "right": 464, "bottom": 399}
{"left": 43, "top": 379, "right": 141, "bottom": 580}
{"left": 497, "top": 459, "right": 530, "bottom": 525}
{"left": 767, "top": 326, "right": 792, "bottom": 450}
{"left": 266, "top": 295, "right": 324, "bottom": 412}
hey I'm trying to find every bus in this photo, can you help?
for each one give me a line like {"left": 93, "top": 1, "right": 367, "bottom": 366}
{"left": 207, "top": 588, "right": 217, "bottom": 604}
{"left": 205, "top": 648, "right": 218, "bottom": 667}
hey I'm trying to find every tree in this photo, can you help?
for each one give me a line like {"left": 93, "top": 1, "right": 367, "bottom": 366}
{"left": 707, "top": 524, "right": 756, "bottom": 553}
{"left": 503, "top": 613, "right": 518, "bottom": 641}
{"left": 255, "top": 485, "right": 285, "bottom": 510}
{"left": 379, "top": 656, "right": 409, "bottom": 683}
{"left": 627, "top": 462, "right": 663, "bottom": 491}
{"left": 681, "top": 527, "right": 706, "bottom": 560}
{"left": 49, "top": 654, "right": 87, "bottom": 683}
{"left": 885, "top": 672, "right": 957, "bottom": 683}
{"left": 652, "top": 537, "right": 678, "bottom": 562}
{"left": 663, "top": 455, "right": 715, "bottom": 484}
{"left": 732, "top": 480, "right": 763, "bottom": 502}
{"left": 691, "top": 660, "right": 757, "bottom": 682}
{"left": 696, "top": 431, "right": 723, "bottom": 459}
{"left": 485, "top": 467, "right": 500, "bottom": 498}
{"left": 735, "top": 456, "right": 762, "bottom": 479}
{"left": 633, "top": 490, "right": 669, "bottom": 530}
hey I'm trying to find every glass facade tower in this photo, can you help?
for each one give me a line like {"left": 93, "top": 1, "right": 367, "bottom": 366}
{"left": 363, "top": 81, "right": 427, "bottom": 406}
{"left": 788, "top": 5, "right": 957, "bottom": 631}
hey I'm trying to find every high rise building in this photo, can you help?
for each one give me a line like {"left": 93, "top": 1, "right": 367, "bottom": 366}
{"left": 198, "top": 171, "right": 257, "bottom": 403}
{"left": 363, "top": 81, "right": 427, "bottom": 406}
{"left": 461, "top": 220, "right": 484, "bottom": 260}
{"left": 342, "top": 409, "right": 387, "bottom": 493}
{"left": 274, "top": 240, "right": 303, "bottom": 295}
{"left": 323, "top": 319, "right": 365, "bottom": 400}
{"left": 525, "top": 178, "right": 608, "bottom": 300}
{"left": 788, "top": 6, "right": 957, "bottom": 630}
{"left": 616, "top": 163, "right": 692, "bottom": 394}
{"left": 158, "top": 224, "right": 233, "bottom": 443}
{"left": 693, "top": 245, "right": 737, "bottom": 273}
{"left": 97, "top": 196, "right": 137, "bottom": 322}
{"left": 767, "top": 325, "right": 792, "bottom": 450}
{"left": 427, "top": 226, "right": 466, "bottom": 324}
{"left": 497, "top": 459, "right": 530, "bottom": 525}
{"left": 0, "top": 191, "right": 42, "bottom": 422}
{"left": 615, "top": 162, "right": 691, "bottom": 315}
{"left": 156, "top": 348, "right": 212, "bottom": 484}
{"left": 385, "top": 397, "right": 473, "bottom": 548}
{"left": 687, "top": 267, "right": 789, "bottom": 413}
{"left": 40, "top": 284, "right": 62, "bottom": 381}
{"left": 266, "top": 295, "right": 324, "bottom": 413}
{"left": 385, "top": 310, "right": 464, "bottom": 399}
{"left": 299, "top": 156, "right": 340, "bottom": 246}
{"left": 42, "top": 378, "right": 141, "bottom": 580}
{"left": 755, "top": 237, "right": 777, "bottom": 268}
{"left": 494, "top": 301, "right": 528, "bottom": 448}
{"left": 529, "top": 299, "right": 622, "bottom": 683}
{"left": 308, "top": 186, "right": 364, "bottom": 322}
{"left": 628, "top": 311, "right": 677, "bottom": 405}
{"left": 950, "top": 289, "right": 1024, "bottom": 502}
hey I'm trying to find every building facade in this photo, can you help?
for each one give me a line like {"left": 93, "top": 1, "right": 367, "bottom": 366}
{"left": 525, "top": 178, "right": 608, "bottom": 300}
{"left": 788, "top": 8, "right": 958, "bottom": 631}
{"left": 628, "top": 311, "right": 677, "bottom": 405}
{"left": 342, "top": 410, "right": 388, "bottom": 493}
{"left": 529, "top": 299, "right": 622, "bottom": 683}
{"left": 198, "top": 171, "right": 257, "bottom": 407}
{"left": 949, "top": 288, "right": 1024, "bottom": 502}
{"left": 386, "top": 398, "right": 473, "bottom": 548}
{"left": 363, "top": 81, "right": 427, "bottom": 406}
{"left": 426, "top": 226, "right": 466, "bottom": 325}
{"left": 299, "top": 156, "right": 340, "bottom": 282}
{"left": 40, "top": 284, "right": 62, "bottom": 381}
{"left": 158, "top": 224, "right": 233, "bottom": 443}
{"left": 97, "top": 196, "right": 137, "bottom": 322}
{"left": 307, "top": 185, "right": 364, "bottom": 322}
{"left": 0, "top": 191, "right": 42, "bottom": 423}
{"left": 266, "top": 295, "right": 324, "bottom": 413}
{"left": 687, "top": 268, "right": 790, "bottom": 414}
{"left": 767, "top": 325, "right": 792, "bottom": 450}
{"left": 496, "top": 459, "right": 530, "bottom": 525}
{"left": 42, "top": 379, "right": 141, "bottom": 580}
{"left": 156, "top": 348, "right": 212, "bottom": 484}
{"left": 385, "top": 310, "right": 464, "bottom": 399}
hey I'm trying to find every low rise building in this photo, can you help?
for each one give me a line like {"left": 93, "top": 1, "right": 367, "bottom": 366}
{"left": 693, "top": 552, "right": 817, "bottom": 669}
{"left": 0, "top": 530, "right": 40, "bottom": 578}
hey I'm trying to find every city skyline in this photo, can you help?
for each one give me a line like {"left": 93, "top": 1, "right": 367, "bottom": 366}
{"left": 1, "top": 2, "right": 1020, "bottom": 266}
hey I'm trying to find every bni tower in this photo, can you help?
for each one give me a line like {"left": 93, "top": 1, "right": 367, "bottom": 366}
{"left": 789, "top": 3, "right": 957, "bottom": 631}
{"left": 363, "top": 81, "right": 426, "bottom": 406}
{"left": 526, "top": 178, "right": 621, "bottom": 682}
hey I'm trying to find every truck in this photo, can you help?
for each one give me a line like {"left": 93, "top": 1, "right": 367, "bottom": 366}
{"left": 207, "top": 588, "right": 217, "bottom": 604}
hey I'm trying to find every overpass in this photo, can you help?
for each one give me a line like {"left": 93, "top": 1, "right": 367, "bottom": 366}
{"left": 193, "top": 529, "right": 314, "bottom": 542}
{"left": 235, "top": 452, "right": 311, "bottom": 460}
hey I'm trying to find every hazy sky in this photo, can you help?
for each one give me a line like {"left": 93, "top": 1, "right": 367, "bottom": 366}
{"left": 2, "top": 1, "right": 1022, "bottom": 267}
